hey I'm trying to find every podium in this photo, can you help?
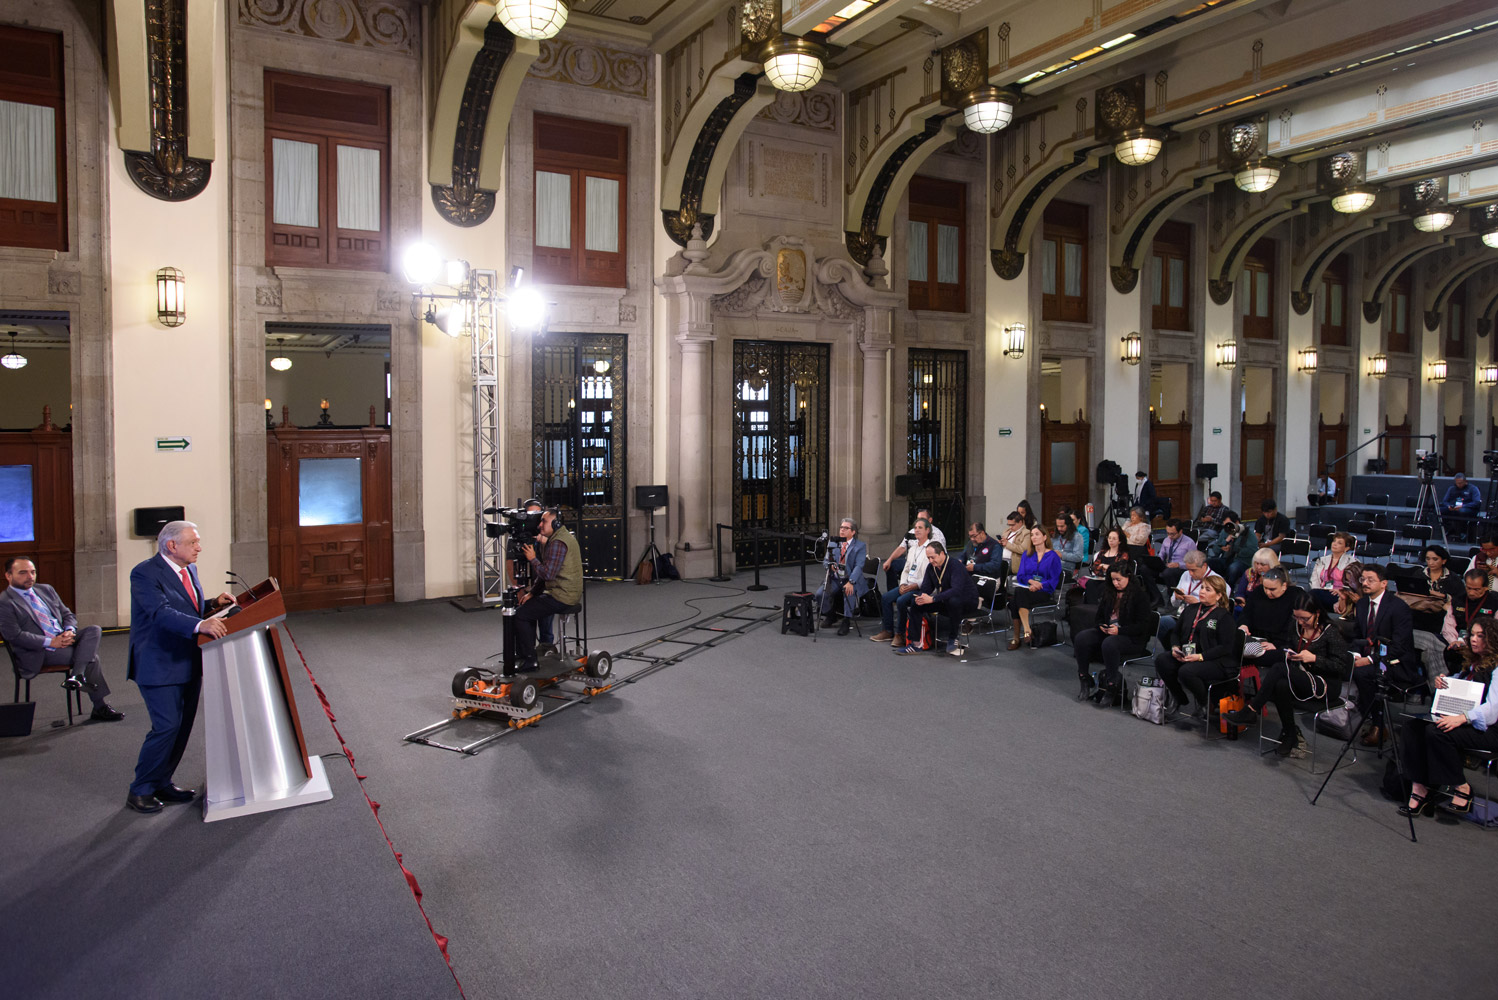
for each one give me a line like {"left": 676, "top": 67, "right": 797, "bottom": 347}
{"left": 197, "top": 578, "right": 332, "bottom": 822}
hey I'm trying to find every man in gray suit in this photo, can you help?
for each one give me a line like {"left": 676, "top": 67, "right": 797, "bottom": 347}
{"left": 0, "top": 556, "right": 122, "bottom": 721}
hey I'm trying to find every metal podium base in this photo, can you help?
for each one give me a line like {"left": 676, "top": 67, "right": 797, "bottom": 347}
{"left": 204, "top": 753, "right": 333, "bottom": 823}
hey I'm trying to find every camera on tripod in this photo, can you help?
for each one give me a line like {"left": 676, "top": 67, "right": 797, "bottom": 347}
{"left": 1095, "top": 459, "right": 1133, "bottom": 516}
{"left": 1414, "top": 449, "right": 1440, "bottom": 481}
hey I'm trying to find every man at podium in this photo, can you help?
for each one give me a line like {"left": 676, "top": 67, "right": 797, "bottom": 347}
{"left": 125, "top": 521, "right": 234, "bottom": 815}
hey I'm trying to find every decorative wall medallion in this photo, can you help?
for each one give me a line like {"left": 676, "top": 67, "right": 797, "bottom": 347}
{"left": 991, "top": 248, "right": 1024, "bottom": 281}
{"left": 618, "top": 303, "right": 637, "bottom": 324}
{"left": 1423, "top": 309, "right": 1441, "bottom": 332}
{"left": 377, "top": 288, "right": 403, "bottom": 311}
{"left": 255, "top": 284, "right": 283, "bottom": 307}
{"left": 776, "top": 248, "right": 807, "bottom": 302}
{"left": 1362, "top": 300, "right": 1383, "bottom": 323}
{"left": 1109, "top": 265, "right": 1138, "bottom": 294}
{"left": 756, "top": 91, "right": 838, "bottom": 132}
{"left": 1207, "top": 277, "right": 1234, "bottom": 305}
{"left": 238, "top": 0, "right": 415, "bottom": 54}
{"left": 47, "top": 270, "right": 81, "bottom": 296}
{"left": 431, "top": 21, "right": 511, "bottom": 227}
{"left": 125, "top": 0, "right": 211, "bottom": 202}
{"left": 529, "top": 38, "right": 649, "bottom": 99}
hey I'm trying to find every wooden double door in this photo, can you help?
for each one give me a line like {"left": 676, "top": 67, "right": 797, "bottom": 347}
{"left": 267, "top": 425, "right": 393, "bottom": 612}
{"left": 0, "top": 422, "right": 72, "bottom": 607}
{"left": 1040, "top": 418, "right": 1090, "bottom": 520}
{"left": 1241, "top": 422, "right": 1276, "bottom": 515}
{"left": 1148, "top": 414, "right": 1191, "bottom": 524}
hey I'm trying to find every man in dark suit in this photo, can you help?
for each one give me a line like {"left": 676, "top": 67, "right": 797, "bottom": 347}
{"left": 1134, "top": 471, "right": 1167, "bottom": 521}
{"left": 0, "top": 557, "right": 122, "bottom": 721}
{"left": 126, "top": 521, "right": 233, "bottom": 814}
{"left": 816, "top": 517, "right": 869, "bottom": 636}
{"left": 1349, "top": 563, "right": 1416, "bottom": 747}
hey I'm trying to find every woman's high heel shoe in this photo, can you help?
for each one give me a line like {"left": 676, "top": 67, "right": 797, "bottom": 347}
{"left": 1441, "top": 786, "right": 1475, "bottom": 816}
{"left": 1398, "top": 792, "right": 1435, "bottom": 818}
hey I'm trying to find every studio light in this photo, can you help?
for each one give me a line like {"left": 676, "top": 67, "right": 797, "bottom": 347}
{"left": 506, "top": 285, "right": 547, "bottom": 330}
{"left": 156, "top": 266, "right": 186, "bottom": 327}
{"left": 270, "top": 337, "right": 292, "bottom": 372}
{"left": 1114, "top": 128, "right": 1167, "bottom": 167}
{"left": 1332, "top": 188, "right": 1377, "bottom": 214}
{"left": 401, "top": 243, "right": 444, "bottom": 285}
{"left": 1234, "top": 157, "right": 1282, "bottom": 193}
{"left": 1429, "top": 359, "right": 1448, "bottom": 383}
{"left": 1120, "top": 331, "right": 1142, "bottom": 365}
{"left": 1413, "top": 210, "right": 1455, "bottom": 233}
{"left": 1215, "top": 340, "right": 1238, "bottom": 370}
{"left": 761, "top": 36, "right": 826, "bottom": 93}
{"left": 1297, "top": 347, "right": 1318, "bottom": 374}
{"left": 1002, "top": 322, "right": 1026, "bottom": 359}
{"left": 1, "top": 332, "right": 27, "bottom": 370}
{"left": 493, "top": 0, "right": 568, "bottom": 40}
{"left": 961, "top": 86, "right": 1015, "bottom": 134}
{"left": 1368, "top": 352, "right": 1388, "bottom": 379}
{"left": 1480, "top": 363, "right": 1498, "bottom": 387}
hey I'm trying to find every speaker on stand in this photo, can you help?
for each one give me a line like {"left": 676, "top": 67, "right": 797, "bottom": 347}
{"left": 1194, "top": 463, "right": 1218, "bottom": 510}
{"left": 633, "top": 485, "right": 668, "bottom": 583}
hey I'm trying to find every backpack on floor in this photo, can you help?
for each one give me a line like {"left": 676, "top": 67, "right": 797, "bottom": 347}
{"left": 1131, "top": 676, "right": 1168, "bottom": 724}
{"left": 1030, "top": 621, "right": 1059, "bottom": 647}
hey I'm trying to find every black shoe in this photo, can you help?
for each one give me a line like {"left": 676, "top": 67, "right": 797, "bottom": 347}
{"left": 90, "top": 704, "right": 125, "bottom": 722}
{"left": 1077, "top": 677, "right": 1095, "bottom": 702}
{"left": 837, "top": 619, "right": 850, "bottom": 636}
{"left": 821, "top": 615, "right": 839, "bottom": 629}
{"left": 1225, "top": 706, "right": 1257, "bottom": 726}
{"left": 63, "top": 676, "right": 85, "bottom": 691}
{"left": 1274, "top": 726, "right": 1302, "bottom": 757}
{"left": 126, "top": 793, "right": 163, "bottom": 814}
{"left": 153, "top": 784, "right": 197, "bottom": 804}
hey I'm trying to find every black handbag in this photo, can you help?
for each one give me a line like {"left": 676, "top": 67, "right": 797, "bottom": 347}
{"left": 1030, "top": 621, "right": 1059, "bottom": 647}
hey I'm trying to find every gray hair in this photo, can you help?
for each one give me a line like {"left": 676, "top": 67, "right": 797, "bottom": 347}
{"left": 1183, "top": 550, "right": 1207, "bottom": 568}
{"left": 840, "top": 517, "right": 859, "bottom": 534}
{"left": 157, "top": 520, "right": 198, "bottom": 556}
{"left": 1130, "top": 506, "right": 1145, "bottom": 518}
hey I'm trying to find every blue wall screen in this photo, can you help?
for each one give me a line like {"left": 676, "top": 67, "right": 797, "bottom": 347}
{"left": 299, "top": 457, "right": 363, "bottom": 526}
{"left": 0, "top": 465, "right": 35, "bottom": 543}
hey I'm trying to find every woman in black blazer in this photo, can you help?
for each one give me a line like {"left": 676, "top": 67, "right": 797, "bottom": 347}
{"left": 1075, "top": 560, "right": 1154, "bottom": 705}
{"left": 1155, "top": 574, "right": 1240, "bottom": 719}
{"left": 1226, "top": 592, "right": 1352, "bottom": 755}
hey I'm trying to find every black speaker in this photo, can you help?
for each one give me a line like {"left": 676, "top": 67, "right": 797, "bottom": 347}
{"left": 1095, "top": 459, "right": 1123, "bottom": 486}
{"left": 0, "top": 701, "right": 36, "bottom": 737}
{"left": 133, "top": 506, "right": 184, "bottom": 537}
{"left": 634, "top": 485, "right": 668, "bottom": 511}
{"left": 894, "top": 472, "right": 934, "bottom": 496}
{"left": 1195, "top": 463, "right": 1218, "bottom": 480}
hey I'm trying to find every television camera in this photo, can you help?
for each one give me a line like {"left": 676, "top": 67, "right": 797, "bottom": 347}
{"left": 1414, "top": 449, "right": 1441, "bottom": 482}
{"left": 484, "top": 503, "right": 545, "bottom": 614}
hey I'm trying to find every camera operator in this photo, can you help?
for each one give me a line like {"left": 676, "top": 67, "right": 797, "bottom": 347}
{"left": 1207, "top": 511, "right": 1258, "bottom": 585}
{"left": 1440, "top": 473, "right": 1482, "bottom": 542}
{"left": 510, "top": 509, "right": 582, "bottom": 674}
{"left": 508, "top": 499, "right": 553, "bottom": 647}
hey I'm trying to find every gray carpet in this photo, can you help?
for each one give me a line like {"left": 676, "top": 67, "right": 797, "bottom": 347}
{"left": 0, "top": 631, "right": 462, "bottom": 1000}
{"left": 7, "top": 571, "right": 1497, "bottom": 999}
{"left": 282, "top": 570, "right": 1498, "bottom": 1000}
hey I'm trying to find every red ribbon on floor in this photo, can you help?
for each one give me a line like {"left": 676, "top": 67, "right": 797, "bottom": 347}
{"left": 282, "top": 624, "right": 466, "bottom": 999}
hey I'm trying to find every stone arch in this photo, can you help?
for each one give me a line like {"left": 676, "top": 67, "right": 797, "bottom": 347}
{"left": 1361, "top": 232, "right": 1452, "bottom": 321}
{"left": 1288, "top": 211, "right": 1391, "bottom": 313}
{"left": 1421, "top": 236, "right": 1493, "bottom": 327}
{"left": 989, "top": 141, "right": 1104, "bottom": 279}
{"left": 844, "top": 111, "right": 961, "bottom": 266}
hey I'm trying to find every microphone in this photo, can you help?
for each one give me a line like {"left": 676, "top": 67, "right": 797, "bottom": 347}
{"left": 817, "top": 530, "right": 829, "bottom": 543}
{"left": 225, "top": 569, "right": 254, "bottom": 592}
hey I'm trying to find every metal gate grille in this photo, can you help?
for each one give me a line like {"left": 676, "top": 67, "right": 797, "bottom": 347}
{"left": 532, "top": 334, "right": 627, "bottom": 577}
{"left": 732, "top": 341, "right": 830, "bottom": 567}
{"left": 906, "top": 349, "right": 968, "bottom": 540}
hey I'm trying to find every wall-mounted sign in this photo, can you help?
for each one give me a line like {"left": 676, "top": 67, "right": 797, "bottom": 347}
{"left": 998, "top": 428, "right": 1013, "bottom": 436}
{"left": 1211, "top": 427, "right": 1222, "bottom": 435}
{"left": 156, "top": 437, "right": 192, "bottom": 452}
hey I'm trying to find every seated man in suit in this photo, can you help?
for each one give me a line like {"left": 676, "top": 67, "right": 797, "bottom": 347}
{"left": 1348, "top": 563, "right": 1416, "bottom": 747}
{"left": 816, "top": 517, "right": 869, "bottom": 636}
{"left": 905, "top": 541, "right": 979, "bottom": 656}
{"left": 127, "top": 521, "right": 234, "bottom": 814}
{"left": 0, "top": 557, "right": 122, "bottom": 722}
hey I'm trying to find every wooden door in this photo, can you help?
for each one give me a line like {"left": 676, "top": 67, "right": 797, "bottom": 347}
{"left": 0, "top": 412, "right": 73, "bottom": 607}
{"left": 1241, "top": 421, "right": 1276, "bottom": 515}
{"left": 1316, "top": 417, "right": 1347, "bottom": 482}
{"left": 1040, "top": 418, "right": 1090, "bottom": 519}
{"left": 1442, "top": 424, "right": 1466, "bottom": 477}
{"left": 267, "top": 425, "right": 394, "bottom": 612}
{"left": 1384, "top": 417, "right": 1410, "bottom": 475}
{"left": 1149, "top": 412, "right": 1191, "bottom": 525}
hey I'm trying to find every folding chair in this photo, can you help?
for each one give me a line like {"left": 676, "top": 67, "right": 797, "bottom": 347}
{"left": 1397, "top": 523, "right": 1433, "bottom": 564}
{"left": 1088, "top": 609, "right": 1159, "bottom": 711}
{"left": 1305, "top": 523, "right": 1335, "bottom": 556}
{"left": 1362, "top": 528, "right": 1396, "bottom": 561}
{"left": 1025, "top": 570, "right": 1072, "bottom": 637}
{"left": 8, "top": 642, "right": 83, "bottom": 727}
{"left": 954, "top": 575, "right": 1005, "bottom": 658}
{"left": 1347, "top": 518, "right": 1375, "bottom": 547}
{"left": 1255, "top": 673, "right": 1334, "bottom": 763}
{"left": 1278, "top": 538, "right": 1312, "bottom": 584}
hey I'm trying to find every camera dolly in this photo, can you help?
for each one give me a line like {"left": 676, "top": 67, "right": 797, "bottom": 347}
{"left": 449, "top": 644, "right": 615, "bottom": 730}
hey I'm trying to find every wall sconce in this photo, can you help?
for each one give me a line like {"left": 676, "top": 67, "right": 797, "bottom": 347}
{"left": 1479, "top": 362, "right": 1498, "bottom": 387}
{"left": 1297, "top": 347, "right": 1318, "bottom": 374}
{"left": 265, "top": 398, "right": 275, "bottom": 429}
{"left": 1368, "top": 352, "right": 1388, "bottom": 379}
{"left": 1120, "top": 331, "right": 1142, "bottom": 366}
{"left": 1428, "top": 359, "right": 1448, "bottom": 383}
{"left": 1002, "top": 322, "right": 1027, "bottom": 359}
{"left": 1215, "top": 340, "right": 1238, "bottom": 370}
{"left": 156, "top": 267, "right": 186, "bottom": 327}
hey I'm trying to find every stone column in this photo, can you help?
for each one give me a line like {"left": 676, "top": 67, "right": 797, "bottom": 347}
{"left": 675, "top": 325, "right": 716, "bottom": 577}
{"left": 860, "top": 342, "right": 889, "bottom": 535}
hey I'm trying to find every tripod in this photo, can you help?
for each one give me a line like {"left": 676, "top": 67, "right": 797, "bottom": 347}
{"left": 1310, "top": 658, "right": 1418, "bottom": 843}
{"left": 634, "top": 508, "right": 664, "bottom": 584}
{"left": 1412, "top": 471, "right": 1446, "bottom": 543}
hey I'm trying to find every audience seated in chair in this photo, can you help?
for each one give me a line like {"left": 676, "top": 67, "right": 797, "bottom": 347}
{"left": 1225, "top": 592, "right": 1352, "bottom": 756}
{"left": 1193, "top": 491, "right": 1229, "bottom": 549}
{"left": 880, "top": 508, "right": 946, "bottom": 590}
{"left": 1074, "top": 560, "right": 1153, "bottom": 706}
{"left": 1349, "top": 563, "right": 1417, "bottom": 747}
{"left": 1396, "top": 616, "right": 1498, "bottom": 819}
{"left": 1308, "top": 532, "right": 1359, "bottom": 611}
{"left": 1158, "top": 551, "right": 1223, "bottom": 645}
{"left": 872, "top": 519, "right": 933, "bottom": 647}
{"left": 1207, "top": 511, "right": 1258, "bottom": 586}
{"left": 959, "top": 522, "right": 1006, "bottom": 580}
{"left": 1236, "top": 567, "right": 1305, "bottom": 677}
{"left": 1447, "top": 569, "right": 1498, "bottom": 672}
{"left": 815, "top": 517, "right": 868, "bottom": 636}
{"left": 1439, "top": 474, "right": 1482, "bottom": 542}
{"left": 1007, "top": 525, "right": 1062, "bottom": 651}
{"left": 1154, "top": 574, "right": 1239, "bottom": 721}
{"left": 0, "top": 556, "right": 122, "bottom": 722}
{"left": 1401, "top": 544, "right": 1463, "bottom": 680}
{"left": 1254, "top": 498, "right": 1291, "bottom": 553}
{"left": 1000, "top": 510, "right": 1034, "bottom": 577}
{"left": 1156, "top": 519, "right": 1197, "bottom": 590}
{"left": 1232, "top": 548, "right": 1280, "bottom": 608}
{"left": 903, "top": 541, "right": 980, "bottom": 656}
{"left": 1050, "top": 513, "right": 1087, "bottom": 575}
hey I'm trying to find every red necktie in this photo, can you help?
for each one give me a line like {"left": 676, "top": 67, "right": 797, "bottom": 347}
{"left": 180, "top": 567, "right": 196, "bottom": 607}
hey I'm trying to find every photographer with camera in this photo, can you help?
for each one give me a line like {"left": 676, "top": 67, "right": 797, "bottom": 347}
{"left": 1207, "top": 511, "right": 1258, "bottom": 585}
{"left": 510, "top": 508, "right": 582, "bottom": 674}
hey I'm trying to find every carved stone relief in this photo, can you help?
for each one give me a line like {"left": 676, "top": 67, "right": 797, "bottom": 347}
{"left": 529, "top": 38, "right": 649, "bottom": 99}
{"left": 755, "top": 91, "right": 837, "bottom": 132}
{"left": 238, "top": 0, "right": 416, "bottom": 54}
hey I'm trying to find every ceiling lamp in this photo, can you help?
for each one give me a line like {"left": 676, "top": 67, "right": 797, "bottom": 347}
{"left": 494, "top": 0, "right": 568, "bottom": 40}
{"left": 1002, "top": 322, "right": 1026, "bottom": 359}
{"left": 1, "top": 332, "right": 26, "bottom": 370}
{"left": 1479, "top": 363, "right": 1498, "bottom": 387}
{"left": 1215, "top": 340, "right": 1238, "bottom": 369}
{"left": 1428, "top": 359, "right": 1448, "bottom": 383}
{"left": 1331, "top": 188, "right": 1377, "bottom": 214}
{"left": 156, "top": 266, "right": 186, "bottom": 327}
{"left": 761, "top": 36, "right": 826, "bottom": 93}
{"left": 961, "top": 85, "right": 1015, "bottom": 134}
{"left": 1120, "top": 331, "right": 1142, "bottom": 365}
{"left": 1412, "top": 210, "right": 1455, "bottom": 233}
{"left": 1113, "top": 127, "right": 1168, "bottom": 167}
{"left": 1367, "top": 352, "right": 1388, "bottom": 379}
{"left": 1483, "top": 230, "right": 1498, "bottom": 249}
{"left": 1234, "top": 157, "right": 1283, "bottom": 193}
{"left": 270, "top": 338, "right": 292, "bottom": 372}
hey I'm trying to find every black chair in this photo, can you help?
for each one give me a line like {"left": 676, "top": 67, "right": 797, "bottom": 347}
{"left": 1362, "top": 528, "right": 1396, "bottom": 561}
{"left": 1278, "top": 538, "right": 1312, "bottom": 583}
{"left": 1305, "top": 523, "right": 1335, "bottom": 555}
{"left": 1397, "top": 523, "right": 1434, "bottom": 564}
{"left": 1365, "top": 493, "right": 1390, "bottom": 507}
{"left": 857, "top": 556, "right": 881, "bottom": 618}
{"left": 956, "top": 575, "right": 1005, "bottom": 658}
{"left": 6, "top": 641, "right": 82, "bottom": 727}
{"left": 1347, "top": 518, "right": 1375, "bottom": 545}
